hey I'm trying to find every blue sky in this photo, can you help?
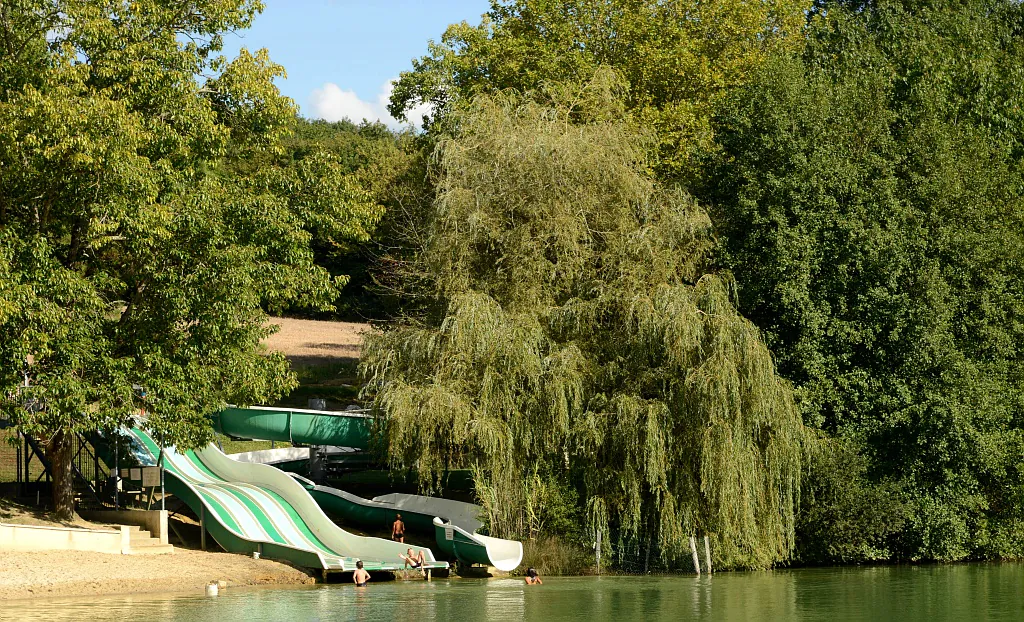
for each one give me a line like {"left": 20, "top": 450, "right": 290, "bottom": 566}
{"left": 219, "top": 1, "right": 491, "bottom": 128}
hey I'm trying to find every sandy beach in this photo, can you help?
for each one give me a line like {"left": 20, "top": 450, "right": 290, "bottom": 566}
{"left": 0, "top": 549, "right": 314, "bottom": 601}
{"left": 1, "top": 413, "right": 318, "bottom": 602}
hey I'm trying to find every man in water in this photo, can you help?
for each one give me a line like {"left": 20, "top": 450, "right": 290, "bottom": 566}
{"left": 525, "top": 567, "right": 543, "bottom": 585}
{"left": 353, "top": 560, "right": 370, "bottom": 587}
{"left": 401, "top": 547, "right": 426, "bottom": 574}
{"left": 392, "top": 514, "right": 406, "bottom": 543}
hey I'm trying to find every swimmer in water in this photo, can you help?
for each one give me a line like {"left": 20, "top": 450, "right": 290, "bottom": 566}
{"left": 353, "top": 560, "right": 370, "bottom": 587}
{"left": 525, "top": 567, "right": 543, "bottom": 585}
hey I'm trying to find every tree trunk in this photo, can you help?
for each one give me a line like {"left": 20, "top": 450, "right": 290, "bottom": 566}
{"left": 689, "top": 535, "right": 701, "bottom": 576}
{"left": 47, "top": 429, "right": 76, "bottom": 521}
{"left": 704, "top": 534, "right": 713, "bottom": 575}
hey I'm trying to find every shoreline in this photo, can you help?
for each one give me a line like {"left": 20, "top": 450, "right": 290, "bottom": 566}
{"left": 0, "top": 548, "right": 315, "bottom": 602}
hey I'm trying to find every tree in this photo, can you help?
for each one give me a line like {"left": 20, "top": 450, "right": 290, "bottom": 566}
{"left": 388, "top": 0, "right": 809, "bottom": 182}
{"left": 361, "top": 74, "right": 804, "bottom": 569}
{"left": 0, "top": 1, "right": 379, "bottom": 518}
{"left": 702, "top": 0, "right": 1024, "bottom": 560}
{"left": 221, "top": 117, "right": 422, "bottom": 321}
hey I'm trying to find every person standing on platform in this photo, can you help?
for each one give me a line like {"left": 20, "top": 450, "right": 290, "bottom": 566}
{"left": 392, "top": 514, "right": 406, "bottom": 543}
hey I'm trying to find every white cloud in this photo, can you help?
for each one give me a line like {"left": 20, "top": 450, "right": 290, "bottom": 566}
{"left": 308, "top": 79, "right": 431, "bottom": 130}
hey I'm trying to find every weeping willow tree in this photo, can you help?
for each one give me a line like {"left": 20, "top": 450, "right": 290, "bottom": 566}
{"left": 361, "top": 71, "right": 803, "bottom": 569}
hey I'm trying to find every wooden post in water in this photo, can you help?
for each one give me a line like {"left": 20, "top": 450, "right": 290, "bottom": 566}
{"left": 113, "top": 433, "right": 119, "bottom": 511}
{"left": 704, "top": 535, "right": 712, "bottom": 575}
{"left": 689, "top": 535, "right": 701, "bottom": 576}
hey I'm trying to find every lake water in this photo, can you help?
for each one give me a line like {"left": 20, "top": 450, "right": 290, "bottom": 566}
{"left": 4, "top": 564, "right": 1023, "bottom": 621}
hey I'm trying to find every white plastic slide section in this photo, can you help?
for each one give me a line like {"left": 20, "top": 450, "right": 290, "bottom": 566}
{"left": 433, "top": 517, "right": 524, "bottom": 572}
{"left": 195, "top": 444, "right": 443, "bottom": 567}
{"left": 229, "top": 447, "right": 310, "bottom": 464}
{"left": 475, "top": 533, "right": 524, "bottom": 572}
{"left": 219, "top": 444, "right": 518, "bottom": 571}
{"left": 228, "top": 446, "right": 359, "bottom": 465}
{"left": 374, "top": 492, "right": 485, "bottom": 533}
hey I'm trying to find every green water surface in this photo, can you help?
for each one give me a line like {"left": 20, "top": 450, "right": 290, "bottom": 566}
{"left": 4, "top": 564, "right": 1022, "bottom": 621}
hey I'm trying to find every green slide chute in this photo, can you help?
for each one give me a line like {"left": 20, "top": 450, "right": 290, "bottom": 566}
{"left": 213, "top": 406, "right": 372, "bottom": 448}
{"left": 127, "top": 426, "right": 445, "bottom": 573}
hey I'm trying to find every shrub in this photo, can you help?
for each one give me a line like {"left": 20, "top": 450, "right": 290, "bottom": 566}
{"left": 796, "top": 435, "right": 908, "bottom": 563}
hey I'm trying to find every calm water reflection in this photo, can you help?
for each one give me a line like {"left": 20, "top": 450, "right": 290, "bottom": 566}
{"left": 3, "top": 563, "right": 1022, "bottom": 621}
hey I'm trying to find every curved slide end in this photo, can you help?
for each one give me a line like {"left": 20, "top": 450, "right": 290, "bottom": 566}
{"left": 474, "top": 532, "right": 524, "bottom": 572}
{"left": 433, "top": 517, "right": 523, "bottom": 572}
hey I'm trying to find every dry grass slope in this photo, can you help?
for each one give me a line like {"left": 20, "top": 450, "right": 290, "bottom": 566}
{"left": 262, "top": 317, "right": 371, "bottom": 367}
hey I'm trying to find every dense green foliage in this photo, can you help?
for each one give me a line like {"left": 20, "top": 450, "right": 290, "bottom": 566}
{"left": 390, "top": 0, "right": 809, "bottom": 180}
{"left": 362, "top": 77, "right": 804, "bottom": 569}
{"left": 796, "top": 435, "right": 908, "bottom": 562}
{"left": 0, "top": 0, "right": 378, "bottom": 517}
{"left": 377, "top": 0, "right": 1024, "bottom": 566}
{"left": 704, "top": 0, "right": 1024, "bottom": 562}
{"left": 222, "top": 117, "right": 417, "bottom": 320}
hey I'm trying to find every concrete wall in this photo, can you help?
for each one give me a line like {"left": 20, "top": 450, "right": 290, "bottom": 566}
{"left": 0, "top": 522, "right": 130, "bottom": 554}
{"left": 79, "top": 509, "right": 169, "bottom": 545}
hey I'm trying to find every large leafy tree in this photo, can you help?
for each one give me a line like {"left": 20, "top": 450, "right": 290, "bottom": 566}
{"left": 0, "top": 0, "right": 379, "bottom": 518}
{"left": 227, "top": 117, "right": 424, "bottom": 320}
{"left": 388, "top": 0, "right": 809, "bottom": 181}
{"left": 703, "top": 0, "right": 1024, "bottom": 560}
{"left": 362, "top": 76, "right": 804, "bottom": 569}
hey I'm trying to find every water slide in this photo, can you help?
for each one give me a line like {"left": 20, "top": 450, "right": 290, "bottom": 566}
{"left": 214, "top": 406, "right": 523, "bottom": 571}
{"left": 126, "top": 426, "right": 446, "bottom": 574}
{"left": 213, "top": 406, "right": 371, "bottom": 447}
{"left": 291, "top": 475, "right": 523, "bottom": 572}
